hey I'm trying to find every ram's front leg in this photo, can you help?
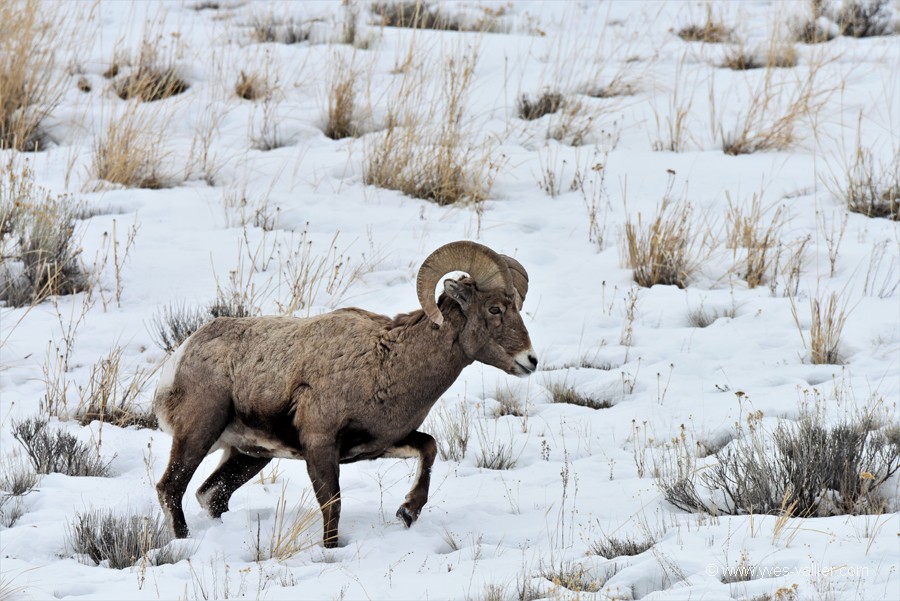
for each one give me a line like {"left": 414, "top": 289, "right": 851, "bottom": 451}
{"left": 384, "top": 430, "right": 437, "bottom": 527}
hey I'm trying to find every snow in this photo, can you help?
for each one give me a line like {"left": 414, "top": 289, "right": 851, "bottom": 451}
{"left": 1, "top": 1, "right": 899, "bottom": 600}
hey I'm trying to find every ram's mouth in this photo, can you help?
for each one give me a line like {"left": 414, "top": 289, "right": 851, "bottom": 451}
{"left": 512, "top": 359, "right": 537, "bottom": 377}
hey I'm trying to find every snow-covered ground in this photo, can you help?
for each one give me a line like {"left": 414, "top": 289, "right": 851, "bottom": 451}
{"left": 1, "top": 1, "right": 898, "bottom": 599}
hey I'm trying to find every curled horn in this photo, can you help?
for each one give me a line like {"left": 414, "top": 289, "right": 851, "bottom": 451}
{"left": 416, "top": 241, "right": 513, "bottom": 326}
{"left": 501, "top": 255, "right": 528, "bottom": 306}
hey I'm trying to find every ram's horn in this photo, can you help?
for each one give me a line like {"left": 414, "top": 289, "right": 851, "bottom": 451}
{"left": 416, "top": 241, "right": 513, "bottom": 326}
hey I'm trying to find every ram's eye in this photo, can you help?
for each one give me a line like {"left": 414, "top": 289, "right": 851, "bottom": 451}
{"left": 489, "top": 306, "right": 502, "bottom": 315}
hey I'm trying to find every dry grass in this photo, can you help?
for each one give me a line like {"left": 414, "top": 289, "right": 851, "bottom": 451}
{"left": 427, "top": 401, "right": 471, "bottom": 462}
{"left": 688, "top": 304, "right": 736, "bottom": 328}
{"left": 652, "top": 53, "right": 696, "bottom": 152}
{"left": 90, "top": 103, "right": 168, "bottom": 189}
{"left": 115, "top": 40, "right": 188, "bottom": 102}
{"left": 364, "top": 48, "right": 499, "bottom": 206}
{"left": 789, "top": 287, "right": 850, "bottom": 364}
{"left": 547, "top": 381, "right": 612, "bottom": 410}
{"left": 517, "top": 91, "right": 563, "bottom": 121}
{"left": 719, "top": 39, "right": 797, "bottom": 71}
{"left": 235, "top": 70, "right": 268, "bottom": 101}
{"left": 677, "top": 5, "right": 732, "bottom": 43}
{"left": 248, "top": 15, "right": 310, "bottom": 45}
{"left": 835, "top": 146, "right": 899, "bottom": 220}
{"left": 590, "top": 533, "right": 656, "bottom": 558}
{"left": 807, "top": 291, "right": 849, "bottom": 365}
{"left": 726, "top": 193, "right": 784, "bottom": 288}
{"left": 0, "top": 161, "right": 90, "bottom": 307}
{"left": 324, "top": 54, "right": 359, "bottom": 140}
{"left": 251, "top": 487, "right": 324, "bottom": 561}
{"left": 0, "top": 0, "right": 68, "bottom": 151}
{"left": 74, "top": 347, "right": 158, "bottom": 430}
{"left": 718, "top": 52, "right": 834, "bottom": 155}
{"left": 587, "top": 75, "right": 639, "bottom": 99}
{"left": 623, "top": 187, "right": 700, "bottom": 289}
{"left": 371, "top": 2, "right": 505, "bottom": 33}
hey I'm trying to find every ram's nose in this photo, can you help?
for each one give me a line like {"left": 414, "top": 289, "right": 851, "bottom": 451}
{"left": 513, "top": 349, "right": 538, "bottom": 376}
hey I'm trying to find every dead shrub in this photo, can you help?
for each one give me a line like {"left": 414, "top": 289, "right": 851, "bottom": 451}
{"left": 68, "top": 509, "right": 189, "bottom": 569}
{"left": 149, "top": 293, "right": 254, "bottom": 353}
{"left": 834, "top": 0, "right": 894, "bottom": 37}
{"left": 0, "top": 161, "right": 90, "bottom": 307}
{"left": 794, "top": 19, "right": 837, "bottom": 43}
{"left": 657, "top": 407, "right": 900, "bottom": 516}
{"left": 517, "top": 91, "right": 563, "bottom": 121}
{"left": 0, "top": 0, "right": 67, "bottom": 151}
{"left": 11, "top": 416, "right": 111, "bottom": 477}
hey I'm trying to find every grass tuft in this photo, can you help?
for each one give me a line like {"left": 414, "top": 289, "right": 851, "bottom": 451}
{"left": 248, "top": 15, "right": 310, "bottom": 45}
{"left": 677, "top": 6, "right": 732, "bottom": 43}
{"left": 623, "top": 185, "right": 700, "bottom": 289}
{"left": 324, "top": 55, "right": 358, "bottom": 140}
{"left": 371, "top": 2, "right": 504, "bottom": 33}
{"left": 90, "top": 103, "right": 168, "bottom": 189}
{"left": 74, "top": 347, "right": 158, "bottom": 430}
{"left": 547, "top": 381, "right": 612, "bottom": 410}
{"left": 517, "top": 92, "right": 563, "bottom": 121}
{"left": 590, "top": 533, "right": 656, "bottom": 558}
{"left": 250, "top": 488, "right": 324, "bottom": 561}
{"left": 235, "top": 70, "right": 268, "bottom": 101}
{"left": 837, "top": 147, "right": 899, "bottom": 220}
{"left": 364, "top": 49, "right": 498, "bottom": 206}
{"left": 115, "top": 42, "right": 188, "bottom": 102}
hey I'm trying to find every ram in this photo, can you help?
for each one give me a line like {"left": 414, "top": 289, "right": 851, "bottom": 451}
{"left": 154, "top": 241, "right": 537, "bottom": 547}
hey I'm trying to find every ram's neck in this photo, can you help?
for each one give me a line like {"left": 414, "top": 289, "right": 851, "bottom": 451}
{"left": 380, "top": 303, "right": 471, "bottom": 417}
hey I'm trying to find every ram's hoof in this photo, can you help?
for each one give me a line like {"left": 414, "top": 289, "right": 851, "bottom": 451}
{"left": 396, "top": 506, "right": 417, "bottom": 528}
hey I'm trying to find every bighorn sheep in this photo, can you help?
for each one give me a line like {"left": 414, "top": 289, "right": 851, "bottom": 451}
{"left": 153, "top": 241, "right": 537, "bottom": 547}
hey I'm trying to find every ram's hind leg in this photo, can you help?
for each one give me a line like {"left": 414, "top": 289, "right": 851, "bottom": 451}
{"left": 385, "top": 431, "right": 437, "bottom": 528}
{"left": 156, "top": 398, "right": 232, "bottom": 539}
{"left": 197, "top": 448, "right": 271, "bottom": 519}
{"left": 157, "top": 430, "right": 225, "bottom": 538}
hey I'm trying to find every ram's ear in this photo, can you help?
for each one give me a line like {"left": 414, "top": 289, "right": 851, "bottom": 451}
{"left": 443, "top": 278, "right": 475, "bottom": 310}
